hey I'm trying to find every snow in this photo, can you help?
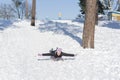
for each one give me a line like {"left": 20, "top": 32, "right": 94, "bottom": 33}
{"left": 0, "top": 19, "right": 120, "bottom": 80}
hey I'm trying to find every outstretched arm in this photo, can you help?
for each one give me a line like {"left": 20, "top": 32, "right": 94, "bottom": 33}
{"left": 62, "top": 52, "right": 75, "bottom": 57}
{"left": 38, "top": 51, "right": 55, "bottom": 56}
{"left": 38, "top": 53, "right": 52, "bottom": 56}
{"left": 42, "top": 53, "right": 52, "bottom": 56}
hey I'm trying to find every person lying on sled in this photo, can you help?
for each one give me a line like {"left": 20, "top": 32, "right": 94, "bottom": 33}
{"left": 38, "top": 48, "right": 77, "bottom": 60}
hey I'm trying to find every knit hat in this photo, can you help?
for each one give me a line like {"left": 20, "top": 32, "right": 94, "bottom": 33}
{"left": 56, "top": 48, "right": 62, "bottom": 52}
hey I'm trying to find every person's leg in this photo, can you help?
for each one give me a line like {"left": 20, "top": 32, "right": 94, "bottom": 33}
{"left": 54, "top": 57, "right": 63, "bottom": 61}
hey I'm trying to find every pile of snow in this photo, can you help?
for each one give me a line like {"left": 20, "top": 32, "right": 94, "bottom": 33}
{"left": 0, "top": 19, "right": 120, "bottom": 80}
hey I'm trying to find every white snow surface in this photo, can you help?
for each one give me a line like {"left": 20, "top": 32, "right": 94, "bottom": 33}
{"left": 0, "top": 20, "right": 120, "bottom": 80}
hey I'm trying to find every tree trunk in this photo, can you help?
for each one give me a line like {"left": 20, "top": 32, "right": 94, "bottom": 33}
{"left": 82, "top": 0, "right": 97, "bottom": 48}
{"left": 95, "top": 0, "right": 98, "bottom": 25}
{"left": 108, "top": 0, "right": 111, "bottom": 9}
{"left": 25, "top": 0, "right": 28, "bottom": 19}
{"left": 17, "top": 8, "right": 20, "bottom": 19}
{"left": 31, "top": 0, "right": 36, "bottom": 26}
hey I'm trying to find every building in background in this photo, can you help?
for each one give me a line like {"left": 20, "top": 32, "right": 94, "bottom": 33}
{"left": 108, "top": 11, "right": 120, "bottom": 21}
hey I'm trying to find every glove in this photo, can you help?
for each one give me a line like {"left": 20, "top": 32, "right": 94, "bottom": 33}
{"left": 74, "top": 54, "right": 78, "bottom": 56}
{"left": 38, "top": 53, "right": 42, "bottom": 56}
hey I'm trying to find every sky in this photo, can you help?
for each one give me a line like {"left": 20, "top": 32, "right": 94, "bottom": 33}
{"left": 36, "top": 0, "right": 80, "bottom": 20}
{"left": 0, "top": 0, "right": 80, "bottom": 20}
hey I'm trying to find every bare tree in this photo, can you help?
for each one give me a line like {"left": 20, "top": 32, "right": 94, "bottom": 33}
{"left": 23, "top": 0, "right": 32, "bottom": 19}
{"left": 12, "top": 0, "right": 22, "bottom": 19}
{"left": 25, "top": 0, "right": 28, "bottom": 19}
{"left": 82, "top": 0, "right": 97, "bottom": 48}
{"left": 21, "top": 1, "right": 26, "bottom": 19}
{"left": 0, "top": 4, "right": 15, "bottom": 20}
{"left": 11, "top": 0, "right": 32, "bottom": 19}
{"left": 31, "top": 0, "right": 36, "bottom": 26}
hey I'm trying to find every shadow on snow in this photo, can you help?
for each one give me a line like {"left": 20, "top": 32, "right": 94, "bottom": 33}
{"left": 38, "top": 20, "right": 83, "bottom": 46}
{"left": 101, "top": 21, "right": 120, "bottom": 29}
{"left": 0, "top": 20, "right": 14, "bottom": 31}
{"left": 0, "top": 20, "right": 22, "bottom": 31}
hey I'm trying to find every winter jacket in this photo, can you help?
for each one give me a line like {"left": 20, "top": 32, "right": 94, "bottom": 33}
{"left": 42, "top": 50, "right": 75, "bottom": 58}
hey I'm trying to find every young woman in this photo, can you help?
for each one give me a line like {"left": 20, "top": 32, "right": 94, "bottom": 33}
{"left": 38, "top": 48, "right": 76, "bottom": 60}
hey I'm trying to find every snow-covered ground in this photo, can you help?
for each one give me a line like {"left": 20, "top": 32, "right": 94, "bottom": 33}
{"left": 0, "top": 19, "right": 120, "bottom": 80}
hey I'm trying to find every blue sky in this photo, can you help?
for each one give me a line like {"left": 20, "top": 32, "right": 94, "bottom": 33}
{"left": 36, "top": 0, "right": 80, "bottom": 20}
{"left": 0, "top": 0, "right": 80, "bottom": 20}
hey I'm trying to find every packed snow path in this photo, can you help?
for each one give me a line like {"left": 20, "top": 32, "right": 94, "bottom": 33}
{"left": 0, "top": 20, "right": 120, "bottom": 80}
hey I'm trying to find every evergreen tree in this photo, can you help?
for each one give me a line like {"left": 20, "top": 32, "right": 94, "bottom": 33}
{"left": 79, "top": 0, "right": 86, "bottom": 14}
{"left": 79, "top": 0, "right": 105, "bottom": 14}
{"left": 117, "top": 0, "right": 120, "bottom": 11}
{"left": 118, "top": 6, "right": 120, "bottom": 11}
